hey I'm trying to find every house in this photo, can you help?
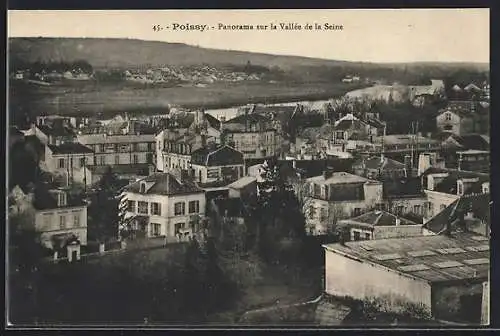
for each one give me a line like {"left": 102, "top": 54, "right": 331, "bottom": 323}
{"left": 382, "top": 177, "right": 429, "bottom": 222}
{"left": 189, "top": 144, "right": 245, "bottom": 187}
{"left": 120, "top": 172, "right": 206, "bottom": 242}
{"left": 222, "top": 112, "right": 280, "bottom": 159}
{"left": 228, "top": 176, "right": 257, "bottom": 200}
{"left": 454, "top": 150, "right": 490, "bottom": 173}
{"left": 337, "top": 210, "right": 423, "bottom": 241}
{"left": 31, "top": 121, "right": 77, "bottom": 146}
{"left": 332, "top": 114, "right": 383, "bottom": 144}
{"left": 420, "top": 167, "right": 489, "bottom": 221}
{"left": 155, "top": 128, "right": 190, "bottom": 172}
{"left": 34, "top": 187, "right": 88, "bottom": 249}
{"left": 77, "top": 133, "right": 155, "bottom": 168}
{"left": 323, "top": 233, "right": 489, "bottom": 324}
{"left": 159, "top": 133, "right": 211, "bottom": 172}
{"left": 352, "top": 155, "right": 407, "bottom": 180}
{"left": 45, "top": 143, "right": 94, "bottom": 186}
{"left": 436, "top": 103, "right": 489, "bottom": 136}
{"left": 372, "top": 135, "right": 441, "bottom": 154}
{"left": 303, "top": 171, "right": 383, "bottom": 236}
{"left": 422, "top": 193, "right": 490, "bottom": 237}
{"left": 249, "top": 104, "right": 302, "bottom": 139}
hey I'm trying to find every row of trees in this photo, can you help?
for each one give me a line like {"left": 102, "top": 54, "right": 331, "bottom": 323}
{"left": 10, "top": 58, "right": 94, "bottom": 75}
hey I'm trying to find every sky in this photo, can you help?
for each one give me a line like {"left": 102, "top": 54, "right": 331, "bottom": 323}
{"left": 8, "top": 9, "right": 490, "bottom": 63}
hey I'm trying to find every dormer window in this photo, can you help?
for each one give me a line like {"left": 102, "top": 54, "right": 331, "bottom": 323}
{"left": 140, "top": 182, "right": 146, "bottom": 193}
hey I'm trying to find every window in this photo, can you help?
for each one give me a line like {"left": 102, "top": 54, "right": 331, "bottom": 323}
{"left": 59, "top": 215, "right": 66, "bottom": 230}
{"left": 133, "top": 154, "right": 139, "bottom": 164}
{"left": 58, "top": 158, "right": 65, "bottom": 169}
{"left": 188, "top": 200, "right": 200, "bottom": 214}
{"left": 174, "top": 202, "right": 185, "bottom": 216}
{"left": 151, "top": 202, "right": 161, "bottom": 216}
{"left": 139, "top": 183, "right": 146, "bottom": 193}
{"left": 396, "top": 206, "right": 404, "bottom": 215}
{"left": 413, "top": 205, "right": 422, "bottom": 215}
{"left": 445, "top": 113, "right": 452, "bottom": 121}
{"left": 80, "top": 157, "right": 86, "bottom": 167}
{"left": 353, "top": 208, "right": 361, "bottom": 217}
{"left": 353, "top": 231, "right": 361, "bottom": 241}
{"left": 99, "top": 156, "right": 105, "bottom": 165}
{"left": 138, "top": 201, "right": 148, "bottom": 214}
{"left": 100, "top": 144, "right": 105, "bottom": 152}
{"left": 483, "top": 183, "right": 490, "bottom": 194}
{"left": 365, "top": 233, "right": 371, "bottom": 240}
{"left": 150, "top": 223, "right": 161, "bottom": 237}
{"left": 69, "top": 158, "right": 73, "bottom": 168}
{"left": 73, "top": 214, "right": 80, "bottom": 227}
{"left": 320, "top": 208, "right": 327, "bottom": 221}
{"left": 127, "top": 200, "right": 136, "bottom": 212}
{"left": 115, "top": 155, "right": 120, "bottom": 165}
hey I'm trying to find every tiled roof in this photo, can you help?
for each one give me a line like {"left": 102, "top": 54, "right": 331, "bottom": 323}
{"left": 48, "top": 142, "right": 93, "bottom": 155}
{"left": 38, "top": 124, "right": 76, "bottom": 138}
{"left": 190, "top": 144, "right": 244, "bottom": 167}
{"left": 77, "top": 133, "right": 155, "bottom": 145}
{"left": 323, "top": 233, "right": 489, "bottom": 283}
{"left": 353, "top": 156, "right": 405, "bottom": 171}
{"left": 227, "top": 176, "right": 257, "bottom": 189}
{"left": 126, "top": 172, "right": 203, "bottom": 196}
{"left": 225, "top": 112, "right": 271, "bottom": 125}
{"left": 423, "top": 193, "right": 490, "bottom": 234}
{"left": 307, "top": 172, "right": 369, "bottom": 185}
{"left": 205, "top": 113, "right": 221, "bottom": 129}
{"left": 340, "top": 210, "right": 419, "bottom": 228}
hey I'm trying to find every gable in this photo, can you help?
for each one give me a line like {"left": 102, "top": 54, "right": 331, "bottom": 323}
{"left": 206, "top": 146, "right": 244, "bottom": 167}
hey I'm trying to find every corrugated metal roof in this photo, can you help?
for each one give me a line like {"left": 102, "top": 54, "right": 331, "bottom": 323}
{"left": 323, "top": 233, "right": 489, "bottom": 283}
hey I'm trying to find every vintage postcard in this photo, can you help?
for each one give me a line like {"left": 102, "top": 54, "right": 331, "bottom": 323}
{"left": 6, "top": 9, "right": 490, "bottom": 328}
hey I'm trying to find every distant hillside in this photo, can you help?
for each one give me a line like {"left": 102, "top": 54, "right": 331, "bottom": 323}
{"left": 9, "top": 37, "right": 489, "bottom": 72}
{"left": 8, "top": 37, "right": 361, "bottom": 70}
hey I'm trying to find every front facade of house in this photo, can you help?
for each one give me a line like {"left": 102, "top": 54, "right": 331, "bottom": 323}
{"left": 303, "top": 172, "right": 384, "bottom": 236}
{"left": 436, "top": 110, "right": 471, "bottom": 135}
{"left": 45, "top": 144, "right": 95, "bottom": 171}
{"left": 34, "top": 189, "right": 88, "bottom": 249}
{"left": 223, "top": 113, "right": 279, "bottom": 159}
{"left": 121, "top": 173, "right": 206, "bottom": 240}
{"left": 190, "top": 145, "right": 245, "bottom": 185}
{"left": 77, "top": 134, "right": 156, "bottom": 168}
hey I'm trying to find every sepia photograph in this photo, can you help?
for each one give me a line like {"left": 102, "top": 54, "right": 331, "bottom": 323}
{"left": 6, "top": 8, "right": 490, "bottom": 328}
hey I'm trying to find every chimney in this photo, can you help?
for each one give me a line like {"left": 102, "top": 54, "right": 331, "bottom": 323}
{"left": 395, "top": 217, "right": 401, "bottom": 226}
{"left": 292, "top": 159, "right": 297, "bottom": 170}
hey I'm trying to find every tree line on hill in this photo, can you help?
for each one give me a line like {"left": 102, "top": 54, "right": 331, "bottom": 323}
{"left": 10, "top": 57, "right": 94, "bottom": 75}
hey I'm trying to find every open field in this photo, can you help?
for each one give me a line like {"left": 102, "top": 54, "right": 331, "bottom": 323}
{"left": 9, "top": 79, "right": 366, "bottom": 118}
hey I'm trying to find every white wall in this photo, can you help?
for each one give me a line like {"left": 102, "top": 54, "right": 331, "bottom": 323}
{"left": 35, "top": 206, "right": 88, "bottom": 247}
{"left": 424, "top": 190, "right": 460, "bottom": 221}
{"left": 325, "top": 249, "right": 432, "bottom": 314}
{"left": 124, "top": 192, "right": 206, "bottom": 238}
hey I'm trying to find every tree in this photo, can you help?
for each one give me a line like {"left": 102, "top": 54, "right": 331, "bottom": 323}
{"left": 253, "top": 160, "right": 306, "bottom": 264}
{"left": 88, "top": 167, "right": 122, "bottom": 242}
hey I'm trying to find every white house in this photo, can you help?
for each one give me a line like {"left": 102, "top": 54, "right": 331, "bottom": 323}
{"left": 120, "top": 172, "right": 206, "bottom": 242}
{"left": 45, "top": 143, "right": 94, "bottom": 186}
{"left": 323, "top": 233, "right": 489, "bottom": 324}
{"left": 34, "top": 188, "right": 88, "bottom": 249}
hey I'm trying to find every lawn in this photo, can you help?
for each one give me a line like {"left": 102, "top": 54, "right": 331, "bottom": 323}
{"left": 9, "top": 79, "right": 366, "bottom": 118}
